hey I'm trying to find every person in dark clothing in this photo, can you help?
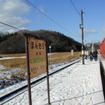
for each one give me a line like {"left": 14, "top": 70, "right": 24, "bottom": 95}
{"left": 93, "top": 50, "right": 98, "bottom": 61}
{"left": 89, "top": 51, "right": 93, "bottom": 61}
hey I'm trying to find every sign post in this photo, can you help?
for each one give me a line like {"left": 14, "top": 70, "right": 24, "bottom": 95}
{"left": 25, "top": 34, "right": 51, "bottom": 105}
{"left": 46, "top": 45, "right": 51, "bottom": 105}
{"left": 49, "top": 46, "right": 52, "bottom": 68}
{"left": 25, "top": 36, "right": 32, "bottom": 105}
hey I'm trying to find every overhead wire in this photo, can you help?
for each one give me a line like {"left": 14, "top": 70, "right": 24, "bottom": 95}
{"left": 81, "top": 0, "right": 84, "bottom": 11}
{"left": 70, "top": 0, "right": 84, "bottom": 41}
{"left": 24, "top": 0, "right": 79, "bottom": 37}
{"left": 70, "top": 0, "right": 80, "bottom": 16}
{"left": 0, "top": 21, "right": 21, "bottom": 31}
{"left": 0, "top": 0, "right": 80, "bottom": 39}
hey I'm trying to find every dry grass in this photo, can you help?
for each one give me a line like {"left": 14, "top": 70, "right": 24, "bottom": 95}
{"left": 0, "top": 52, "right": 81, "bottom": 81}
{"left": 48, "top": 52, "right": 81, "bottom": 65}
{"left": 0, "top": 52, "right": 81, "bottom": 71}
{"left": 0, "top": 58, "right": 26, "bottom": 71}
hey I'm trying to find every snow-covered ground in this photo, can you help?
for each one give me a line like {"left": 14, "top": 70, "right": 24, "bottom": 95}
{"left": 0, "top": 58, "right": 77, "bottom": 90}
{"left": 0, "top": 56, "right": 26, "bottom": 60}
{"left": 0, "top": 60, "right": 79, "bottom": 97}
{"left": 1, "top": 59, "right": 105, "bottom": 105}
{"left": 0, "top": 56, "right": 27, "bottom": 89}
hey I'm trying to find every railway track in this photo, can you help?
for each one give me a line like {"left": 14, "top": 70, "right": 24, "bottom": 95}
{"left": 0, "top": 59, "right": 80, "bottom": 104}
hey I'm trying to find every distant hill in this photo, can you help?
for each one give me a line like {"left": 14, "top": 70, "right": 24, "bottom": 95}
{"left": 0, "top": 30, "right": 82, "bottom": 54}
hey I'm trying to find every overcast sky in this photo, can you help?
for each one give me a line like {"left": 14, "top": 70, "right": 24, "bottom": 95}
{"left": 0, "top": 0, "right": 105, "bottom": 43}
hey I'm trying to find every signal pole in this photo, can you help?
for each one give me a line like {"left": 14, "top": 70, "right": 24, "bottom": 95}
{"left": 80, "top": 10, "right": 85, "bottom": 65}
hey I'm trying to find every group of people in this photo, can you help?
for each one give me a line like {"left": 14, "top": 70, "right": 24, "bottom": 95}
{"left": 89, "top": 50, "right": 98, "bottom": 61}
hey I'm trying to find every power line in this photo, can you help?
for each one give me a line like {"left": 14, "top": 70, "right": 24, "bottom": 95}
{"left": 70, "top": 0, "right": 80, "bottom": 16}
{"left": 81, "top": 0, "right": 85, "bottom": 13}
{"left": 25, "top": 0, "right": 78, "bottom": 37}
{"left": 0, "top": 21, "right": 21, "bottom": 31}
{"left": 0, "top": 1, "right": 79, "bottom": 39}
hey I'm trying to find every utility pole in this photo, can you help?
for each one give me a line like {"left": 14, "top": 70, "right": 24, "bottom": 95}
{"left": 49, "top": 46, "right": 52, "bottom": 69}
{"left": 92, "top": 41, "right": 94, "bottom": 53}
{"left": 80, "top": 10, "right": 85, "bottom": 65}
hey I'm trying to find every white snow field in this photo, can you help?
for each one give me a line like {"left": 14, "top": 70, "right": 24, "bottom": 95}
{"left": 1, "top": 59, "right": 105, "bottom": 105}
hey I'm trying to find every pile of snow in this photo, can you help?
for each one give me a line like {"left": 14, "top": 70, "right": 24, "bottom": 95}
{"left": 0, "top": 65, "right": 6, "bottom": 69}
{"left": 0, "top": 68, "right": 26, "bottom": 89}
{"left": 1, "top": 60, "right": 105, "bottom": 105}
{"left": 0, "top": 68, "right": 24, "bottom": 79}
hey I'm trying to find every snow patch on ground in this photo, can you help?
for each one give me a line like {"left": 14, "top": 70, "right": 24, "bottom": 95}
{"left": 0, "top": 56, "right": 26, "bottom": 60}
{"left": 0, "top": 65, "right": 5, "bottom": 69}
{"left": 0, "top": 68, "right": 23, "bottom": 79}
{"left": 1, "top": 60, "right": 104, "bottom": 105}
{"left": 0, "top": 60, "right": 80, "bottom": 97}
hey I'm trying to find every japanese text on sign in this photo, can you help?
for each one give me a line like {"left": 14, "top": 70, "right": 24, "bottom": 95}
{"left": 28, "top": 37, "right": 47, "bottom": 79}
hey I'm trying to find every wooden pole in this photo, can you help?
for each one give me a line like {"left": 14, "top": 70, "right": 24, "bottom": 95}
{"left": 25, "top": 36, "right": 32, "bottom": 105}
{"left": 46, "top": 41, "right": 51, "bottom": 105}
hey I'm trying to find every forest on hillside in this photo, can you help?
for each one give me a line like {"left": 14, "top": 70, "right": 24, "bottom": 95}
{"left": 0, "top": 30, "right": 82, "bottom": 54}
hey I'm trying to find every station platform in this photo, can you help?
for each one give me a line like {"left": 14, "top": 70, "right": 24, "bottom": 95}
{"left": 51, "top": 59, "right": 105, "bottom": 105}
{"left": 2, "top": 59, "right": 105, "bottom": 105}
